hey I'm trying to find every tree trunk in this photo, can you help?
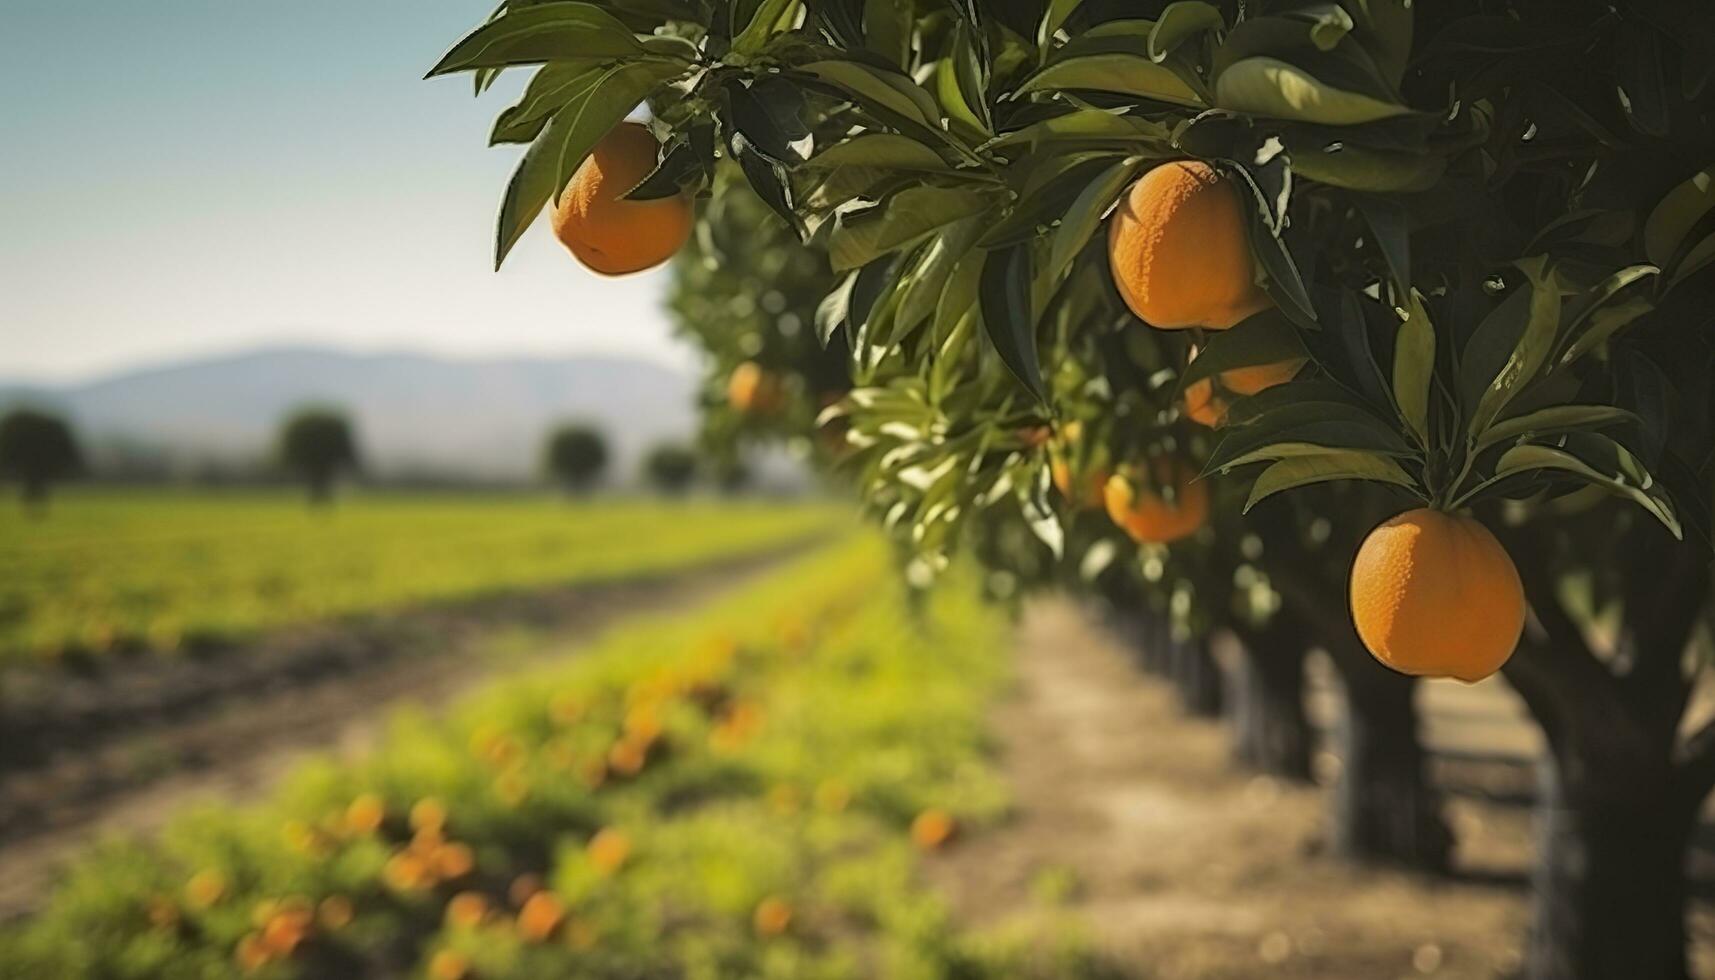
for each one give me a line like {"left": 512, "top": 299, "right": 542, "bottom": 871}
{"left": 1169, "top": 633, "right": 1223, "bottom": 718}
{"left": 1527, "top": 752, "right": 1691, "bottom": 980}
{"left": 1224, "top": 630, "right": 1311, "bottom": 781}
{"left": 1134, "top": 611, "right": 1172, "bottom": 677}
{"left": 1324, "top": 646, "right": 1451, "bottom": 871}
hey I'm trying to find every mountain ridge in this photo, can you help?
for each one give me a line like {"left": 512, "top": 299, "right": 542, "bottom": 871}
{"left": 0, "top": 346, "right": 699, "bottom": 480}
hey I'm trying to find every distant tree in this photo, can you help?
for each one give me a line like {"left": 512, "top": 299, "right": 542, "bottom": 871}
{"left": 641, "top": 443, "right": 697, "bottom": 497}
{"left": 0, "top": 408, "right": 83, "bottom": 512}
{"left": 712, "top": 456, "right": 750, "bottom": 496}
{"left": 543, "top": 423, "right": 609, "bottom": 494}
{"left": 278, "top": 408, "right": 359, "bottom": 504}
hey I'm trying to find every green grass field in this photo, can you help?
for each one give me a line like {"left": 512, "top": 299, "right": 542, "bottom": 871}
{"left": 0, "top": 489, "right": 840, "bottom": 666}
{"left": 0, "top": 539, "right": 1110, "bottom": 979}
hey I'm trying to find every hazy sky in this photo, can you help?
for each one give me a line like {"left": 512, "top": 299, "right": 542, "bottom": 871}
{"left": 1, "top": 2, "right": 693, "bottom": 383}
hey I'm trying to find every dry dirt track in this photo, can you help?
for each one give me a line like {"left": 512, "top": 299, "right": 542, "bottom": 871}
{"left": 0, "top": 542, "right": 822, "bottom": 921}
{"left": 928, "top": 599, "right": 1715, "bottom": 980}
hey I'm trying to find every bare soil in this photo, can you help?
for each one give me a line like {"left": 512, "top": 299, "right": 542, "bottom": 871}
{"left": 0, "top": 540, "right": 821, "bottom": 921}
{"left": 928, "top": 599, "right": 1715, "bottom": 980}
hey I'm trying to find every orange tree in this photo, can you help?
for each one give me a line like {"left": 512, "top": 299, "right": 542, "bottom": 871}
{"left": 432, "top": 1, "right": 1715, "bottom": 975}
{"left": 667, "top": 167, "right": 851, "bottom": 470}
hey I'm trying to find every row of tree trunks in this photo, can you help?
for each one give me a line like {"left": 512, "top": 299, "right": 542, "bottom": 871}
{"left": 1500, "top": 519, "right": 1712, "bottom": 980}
{"left": 1224, "top": 618, "right": 1312, "bottom": 781}
{"left": 1107, "top": 511, "right": 1713, "bottom": 977}
{"left": 1321, "top": 636, "right": 1451, "bottom": 871}
{"left": 1118, "top": 595, "right": 1450, "bottom": 871}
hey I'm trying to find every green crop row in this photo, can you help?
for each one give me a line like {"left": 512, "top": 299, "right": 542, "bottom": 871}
{"left": 0, "top": 538, "right": 1115, "bottom": 979}
{"left": 0, "top": 490, "right": 840, "bottom": 667}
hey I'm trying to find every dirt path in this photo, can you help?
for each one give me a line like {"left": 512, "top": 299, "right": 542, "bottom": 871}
{"left": 0, "top": 541, "right": 821, "bottom": 920}
{"left": 930, "top": 599, "right": 1546, "bottom": 980}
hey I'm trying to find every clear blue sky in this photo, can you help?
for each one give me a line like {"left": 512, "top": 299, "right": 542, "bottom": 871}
{"left": 1, "top": 1, "right": 691, "bottom": 383}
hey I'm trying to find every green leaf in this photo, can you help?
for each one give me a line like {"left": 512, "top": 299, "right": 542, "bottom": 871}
{"left": 1285, "top": 137, "right": 1446, "bottom": 192}
{"left": 1176, "top": 308, "right": 1307, "bottom": 393}
{"left": 816, "top": 273, "right": 859, "bottom": 345}
{"left": 986, "top": 109, "right": 1171, "bottom": 152}
{"left": 980, "top": 244, "right": 1045, "bottom": 401}
{"left": 1345, "top": 0, "right": 1413, "bottom": 87}
{"left": 731, "top": 131, "right": 803, "bottom": 237}
{"left": 1616, "top": 22, "right": 1670, "bottom": 138}
{"left": 1491, "top": 442, "right": 1680, "bottom": 537}
{"left": 799, "top": 60, "right": 940, "bottom": 128}
{"left": 1243, "top": 451, "right": 1417, "bottom": 512}
{"left": 935, "top": 248, "right": 985, "bottom": 335}
{"left": 1556, "top": 264, "right": 1660, "bottom": 366}
{"left": 623, "top": 135, "right": 701, "bottom": 200}
{"left": 733, "top": 0, "right": 801, "bottom": 55}
{"left": 804, "top": 133, "right": 950, "bottom": 171}
{"left": 828, "top": 187, "right": 994, "bottom": 273}
{"left": 429, "top": 3, "right": 645, "bottom": 76}
{"left": 1220, "top": 440, "right": 1382, "bottom": 470}
{"left": 493, "top": 62, "right": 664, "bottom": 268}
{"left": 1020, "top": 52, "right": 1203, "bottom": 107}
{"left": 1214, "top": 55, "right": 1410, "bottom": 125}
{"left": 1019, "top": 463, "right": 1065, "bottom": 558}
{"left": 1049, "top": 158, "right": 1139, "bottom": 282}
{"left": 1039, "top": 0, "right": 1085, "bottom": 46}
{"left": 896, "top": 218, "right": 984, "bottom": 332}
{"left": 863, "top": 0, "right": 911, "bottom": 67}
{"left": 491, "top": 61, "right": 607, "bottom": 144}
{"left": 1392, "top": 289, "right": 1434, "bottom": 448}
{"left": 1355, "top": 196, "right": 1411, "bottom": 291}
{"left": 1286, "top": 3, "right": 1355, "bottom": 51}
{"left": 1644, "top": 164, "right": 1715, "bottom": 281}
{"left": 1208, "top": 408, "right": 1417, "bottom": 474}
{"left": 1466, "top": 259, "right": 1560, "bottom": 436}
{"left": 1149, "top": 3, "right": 1224, "bottom": 63}
{"left": 981, "top": 154, "right": 1125, "bottom": 248}
{"left": 936, "top": 21, "right": 993, "bottom": 137}
{"left": 1474, "top": 405, "right": 1639, "bottom": 454}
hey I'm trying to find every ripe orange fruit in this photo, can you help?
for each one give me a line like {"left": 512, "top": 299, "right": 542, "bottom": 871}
{"left": 318, "top": 895, "right": 355, "bottom": 931}
{"left": 344, "top": 793, "right": 385, "bottom": 835}
{"left": 384, "top": 851, "right": 434, "bottom": 892}
{"left": 551, "top": 121, "right": 693, "bottom": 275}
{"left": 445, "top": 891, "right": 491, "bottom": 929}
{"left": 1350, "top": 509, "right": 1525, "bottom": 683}
{"left": 607, "top": 735, "right": 650, "bottom": 775}
{"left": 428, "top": 949, "right": 471, "bottom": 980}
{"left": 516, "top": 891, "right": 565, "bottom": 943}
{"left": 184, "top": 869, "right": 228, "bottom": 909}
{"left": 1049, "top": 421, "right": 1107, "bottom": 509}
{"left": 507, "top": 873, "right": 545, "bottom": 908}
{"left": 587, "top": 827, "right": 631, "bottom": 875}
{"left": 910, "top": 808, "right": 957, "bottom": 850}
{"left": 1104, "top": 461, "right": 1209, "bottom": 544}
{"left": 260, "top": 906, "right": 312, "bottom": 956}
{"left": 235, "top": 933, "right": 272, "bottom": 972}
{"left": 410, "top": 797, "right": 447, "bottom": 835}
{"left": 752, "top": 896, "right": 794, "bottom": 937}
{"left": 1182, "top": 347, "right": 1305, "bottom": 428}
{"left": 433, "top": 842, "right": 476, "bottom": 880}
{"left": 1050, "top": 457, "right": 1109, "bottom": 509}
{"left": 727, "top": 361, "right": 785, "bottom": 415}
{"left": 1108, "top": 161, "right": 1272, "bottom": 330}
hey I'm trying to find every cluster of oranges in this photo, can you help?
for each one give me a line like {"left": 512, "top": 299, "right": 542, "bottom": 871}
{"left": 162, "top": 592, "right": 975, "bottom": 977}
{"left": 1069, "top": 160, "right": 1524, "bottom": 681}
{"left": 380, "top": 798, "right": 477, "bottom": 893}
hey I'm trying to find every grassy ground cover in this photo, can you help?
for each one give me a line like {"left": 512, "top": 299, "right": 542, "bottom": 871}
{"left": 0, "top": 537, "right": 1113, "bottom": 979}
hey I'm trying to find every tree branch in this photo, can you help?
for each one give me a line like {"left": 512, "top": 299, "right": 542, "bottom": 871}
{"left": 1499, "top": 526, "right": 1622, "bottom": 751}
{"left": 1622, "top": 544, "right": 1711, "bottom": 723}
{"left": 1674, "top": 714, "right": 1715, "bottom": 812}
